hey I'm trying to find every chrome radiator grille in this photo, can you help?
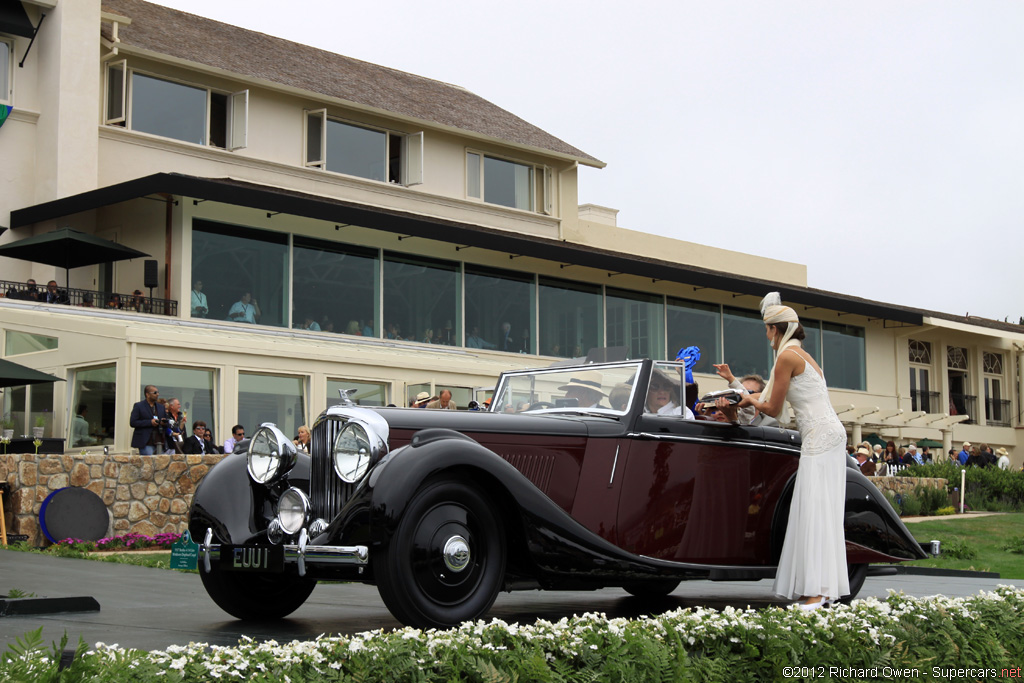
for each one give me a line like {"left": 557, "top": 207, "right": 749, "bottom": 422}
{"left": 310, "top": 418, "right": 357, "bottom": 521}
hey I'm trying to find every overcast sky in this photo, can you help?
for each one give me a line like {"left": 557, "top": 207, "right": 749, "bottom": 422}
{"left": 160, "top": 0, "right": 1024, "bottom": 322}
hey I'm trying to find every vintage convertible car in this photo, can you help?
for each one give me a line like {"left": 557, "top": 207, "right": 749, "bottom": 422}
{"left": 188, "top": 359, "right": 927, "bottom": 628}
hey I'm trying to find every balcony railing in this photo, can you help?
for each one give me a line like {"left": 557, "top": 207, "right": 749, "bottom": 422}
{"left": 910, "top": 390, "right": 941, "bottom": 413}
{"left": 949, "top": 393, "right": 977, "bottom": 425}
{"left": 985, "top": 398, "right": 1012, "bottom": 427}
{"left": 1, "top": 279, "right": 178, "bottom": 316}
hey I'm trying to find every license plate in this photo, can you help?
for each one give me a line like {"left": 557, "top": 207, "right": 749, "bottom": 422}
{"left": 221, "top": 545, "right": 285, "bottom": 572}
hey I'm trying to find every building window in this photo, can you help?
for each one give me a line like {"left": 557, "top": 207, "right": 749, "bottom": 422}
{"left": 983, "top": 351, "right": 1003, "bottom": 375}
{"left": 946, "top": 346, "right": 974, "bottom": 423}
{"left": 801, "top": 319, "right": 822, "bottom": 366}
{"left": 667, "top": 298, "right": 720, "bottom": 373}
{"left": 465, "top": 265, "right": 535, "bottom": 353}
{"left": 821, "top": 322, "right": 865, "bottom": 391}
{"left": 70, "top": 364, "right": 117, "bottom": 448}
{"left": 909, "top": 339, "right": 932, "bottom": 364}
{"left": 466, "top": 151, "right": 549, "bottom": 212}
{"left": 327, "top": 379, "right": 389, "bottom": 408}
{"left": 947, "top": 346, "right": 969, "bottom": 371}
{"left": 304, "top": 110, "right": 422, "bottom": 185}
{"left": 383, "top": 252, "right": 460, "bottom": 346}
{"left": 192, "top": 220, "right": 289, "bottom": 328}
{"left": 293, "top": 237, "right": 378, "bottom": 336}
{"left": 722, "top": 306, "right": 774, "bottom": 381}
{"left": 538, "top": 277, "right": 602, "bottom": 358}
{"left": 105, "top": 63, "right": 248, "bottom": 149}
{"left": 606, "top": 288, "right": 664, "bottom": 360}
{"left": 238, "top": 373, "right": 306, "bottom": 441}
{"left": 983, "top": 352, "right": 1008, "bottom": 426}
{"left": 141, "top": 365, "right": 217, "bottom": 441}
{"left": 1, "top": 38, "right": 11, "bottom": 104}
{"left": 4, "top": 330, "right": 58, "bottom": 356}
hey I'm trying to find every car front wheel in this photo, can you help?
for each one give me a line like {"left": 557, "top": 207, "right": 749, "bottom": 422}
{"left": 376, "top": 479, "right": 506, "bottom": 629}
{"left": 200, "top": 564, "right": 316, "bottom": 620}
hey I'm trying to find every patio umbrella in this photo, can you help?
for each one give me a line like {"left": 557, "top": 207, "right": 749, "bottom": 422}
{"left": 0, "top": 358, "right": 64, "bottom": 388}
{"left": 0, "top": 227, "right": 149, "bottom": 286}
{"left": 863, "top": 433, "right": 888, "bottom": 448}
{"left": 916, "top": 438, "right": 944, "bottom": 448}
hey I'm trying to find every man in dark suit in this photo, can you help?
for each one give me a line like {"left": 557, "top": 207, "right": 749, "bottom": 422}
{"left": 182, "top": 421, "right": 213, "bottom": 454}
{"left": 129, "top": 385, "right": 167, "bottom": 455}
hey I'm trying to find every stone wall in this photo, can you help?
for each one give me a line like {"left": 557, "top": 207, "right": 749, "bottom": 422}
{"left": 0, "top": 453, "right": 224, "bottom": 546}
{"left": 868, "top": 476, "right": 948, "bottom": 498}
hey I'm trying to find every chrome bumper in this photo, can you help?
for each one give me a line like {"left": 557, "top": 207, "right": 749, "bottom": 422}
{"left": 201, "top": 527, "right": 368, "bottom": 577}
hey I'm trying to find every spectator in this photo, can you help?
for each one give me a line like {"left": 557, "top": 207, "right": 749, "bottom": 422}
{"left": 411, "top": 391, "right": 431, "bottom": 408}
{"left": 427, "top": 389, "right": 458, "bottom": 410}
{"left": 80, "top": 292, "right": 95, "bottom": 307}
{"left": 499, "top": 322, "right": 514, "bottom": 351}
{"left": 466, "top": 326, "right": 495, "bottom": 349}
{"left": 907, "top": 444, "right": 923, "bottom": 465}
{"left": 129, "top": 385, "right": 167, "bottom": 455}
{"left": 996, "top": 448, "right": 1011, "bottom": 470}
{"left": 130, "top": 289, "right": 148, "bottom": 313}
{"left": 223, "top": 424, "right": 245, "bottom": 454}
{"left": 45, "top": 280, "right": 69, "bottom": 304}
{"left": 23, "top": 279, "right": 40, "bottom": 301}
{"left": 227, "top": 291, "right": 261, "bottom": 323}
{"left": 872, "top": 444, "right": 883, "bottom": 462}
{"left": 293, "top": 425, "right": 311, "bottom": 452}
{"left": 204, "top": 428, "right": 222, "bottom": 453}
{"left": 190, "top": 280, "right": 209, "bottom": 318}
{"left": 164, "top": 398, "right": 186, "bottom": 453}
{"left": 107, "top": 293, "right": 122, "bottom": 309}
{"left": 921, "top": 446, "right": 932, "bottom": 463}
{"left": 183, "top": 421, "right": 213, "bottom": 454}
{"left": 957, "top": 442, "right": 971, "bottom": 466}
{"left": 856, "top": 447, "right": 877, "bottom": 476}
{"left": 71, "top": 403, "right": 96, "bottom": 447}
{"left": 966, "top": 446, "right": 987, "bottom": 468}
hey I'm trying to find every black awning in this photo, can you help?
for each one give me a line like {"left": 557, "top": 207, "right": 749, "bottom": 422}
{"left": 0, "top": 1, "right": 35, "bottom": 39}
{"left": 10, "top": 172, "right": 926, "bottom": 325}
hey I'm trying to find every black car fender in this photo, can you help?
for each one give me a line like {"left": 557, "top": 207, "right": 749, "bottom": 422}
{"left": 188, "top": 451, "right": 311, "bottom": 546}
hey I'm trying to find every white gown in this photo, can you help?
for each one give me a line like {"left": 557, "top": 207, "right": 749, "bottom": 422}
{"left": 773, "top": 358, "right": 850, "bottom": 601}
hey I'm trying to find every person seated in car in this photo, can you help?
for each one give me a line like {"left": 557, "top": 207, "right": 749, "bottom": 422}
{"left": 557, "top": 370, "right": 607, "bottom": 408}
{"left": 609, "top": 383, "right": 632, "bottom": 411}
{"left": 645, "top": 368, "right": 694, "bottom": 418}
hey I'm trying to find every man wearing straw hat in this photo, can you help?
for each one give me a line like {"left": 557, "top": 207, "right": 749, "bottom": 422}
{"left": 557, "top": 370, "right": 607, "bottom": 409}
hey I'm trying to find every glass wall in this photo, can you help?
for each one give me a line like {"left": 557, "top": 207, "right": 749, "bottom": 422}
{"left": 327, "top": 379, "right": 389, "bottom": 407}
{"left": 131, "top": 73, "right": 207, "bottom": 144}
{"left": 666, "top": 298, "right": 720, "bottom": 374}
{"left": 538, "top": 277, "right": 602, "bottom": 358}
{"left": 293, "top": 237, "right": 378, "bottom": 335}
{"left": 238, "top": 373, "right": 306, "bottom": 440}
{"left": 192, "top": 220, "right": 289, "bottom": 327}
{"left": 5, "top": 331, "right": 58, "bottom": 356}
{"left": 4, "top": 385, "right": 25, "bottom": 436}
{"left": 606, "top": 288, "right": 664, "bottom": 360}
{"left": 822, "top": 322, "right": 866, "bottom": 390}
{"left": 723, "top": 306, "right": 774, "bottom": 380}
{"left": 383, "top": 252, "right": 460, "bottom": 345}
{"left": 71, "top": 365, "right": 117, "bottom": 447}
{"left": 465, "top": 265, "right": 535, "bottom": 353}
{"left": 141, "top": 365, "right": 217, "bottom": 439}
{"left": 802, "top": 319, "right": 822, "bottom": 365}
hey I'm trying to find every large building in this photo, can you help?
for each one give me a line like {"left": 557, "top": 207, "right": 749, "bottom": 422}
{"left": 2, "top": 0, "right": 1022, "bottom": 464}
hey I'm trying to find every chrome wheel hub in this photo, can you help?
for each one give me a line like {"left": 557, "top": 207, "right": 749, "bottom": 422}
{"left": 442, "top": 535, "right": 470, "bottom": 572}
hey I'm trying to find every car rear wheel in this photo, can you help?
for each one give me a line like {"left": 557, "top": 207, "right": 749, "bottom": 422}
{"left": 835, "top": 563, "right": 868, "bottom": 605}
{"left": 200, "top": 565, "right": 316, "bottom": 620}
{"left": 376, "top": 479, "right": 506, "bottom": 629}
{"left": 622, "top": 579, "right": 680, "bottom": 598}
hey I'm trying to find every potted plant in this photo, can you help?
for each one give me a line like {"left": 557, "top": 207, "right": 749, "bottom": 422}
{"left": 32, "top": 414, "right": 46, "bottom": 439}
{"left": 1, "top": 416, "right": 13, "bottom": 440}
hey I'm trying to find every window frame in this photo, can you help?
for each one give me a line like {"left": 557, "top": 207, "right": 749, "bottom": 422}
{"left": 0, "top": 37, "right": 13, "bottom": 105}
{"left": 304, "top": 110, "right": 423, "bottom": 185}
{"left": 466, "top": 149, "right": 548, "bottom": 213}
{"left": 106, "top": 64, "right": 247, "bottom": 149}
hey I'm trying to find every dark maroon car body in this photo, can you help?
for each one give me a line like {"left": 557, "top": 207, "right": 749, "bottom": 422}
{"left": 189, "top": 359, "right": 926, "bottom": 628}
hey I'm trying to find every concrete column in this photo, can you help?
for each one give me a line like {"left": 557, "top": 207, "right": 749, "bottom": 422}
{"left": 34, "top": 0, "right": 101, "bottom": 203}
{"left": 851, "top": 423, "right": 863, "bottom": 445}
{"left": 941, "top": 428, "right": 952, "bottom": 457}
{"left": 1017, "top": 349, "right": 1024, "bottom": 428}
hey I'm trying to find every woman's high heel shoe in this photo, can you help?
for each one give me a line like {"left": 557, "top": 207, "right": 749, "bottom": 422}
{"left": 798, "top": 597, "right": 830, "bottom": 611}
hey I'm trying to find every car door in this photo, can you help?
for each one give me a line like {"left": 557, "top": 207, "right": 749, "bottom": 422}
{"left": 615, "top": 414, "right": 773, "bottom": 565}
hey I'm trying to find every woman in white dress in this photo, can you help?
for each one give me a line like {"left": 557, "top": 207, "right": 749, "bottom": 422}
{"left": 736, "top": 293, "right": 849, "bottom": 609}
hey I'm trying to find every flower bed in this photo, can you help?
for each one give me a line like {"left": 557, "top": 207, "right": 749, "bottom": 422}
{"left": 3, "top": 587, "right": 1024, "bottom": 682}
{"left": 55, "top": 532, "right": 182, "bottom": 553}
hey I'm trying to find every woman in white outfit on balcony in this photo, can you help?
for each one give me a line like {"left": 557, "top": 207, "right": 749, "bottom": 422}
{"left": 736, "top": 293, "right": 849, "bottom": 610}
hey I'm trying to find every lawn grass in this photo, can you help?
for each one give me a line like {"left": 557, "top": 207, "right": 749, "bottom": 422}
{"left": 903, "top": 513, "right": 1024, "bottom": 578}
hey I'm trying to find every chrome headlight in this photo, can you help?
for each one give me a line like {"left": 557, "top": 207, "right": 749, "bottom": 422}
{"left": 247, "top": 424, "right": 298, "bottom": 485}
{"left": 333, "top": 422, "right": 374, "bottom": 483}
{"left": 277, "top": 487, "right": 310, "bottom": 535}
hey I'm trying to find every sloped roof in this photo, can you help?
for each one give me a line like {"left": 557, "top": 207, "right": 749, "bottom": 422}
{"left": 99, "top": 0, "right": 601, "bottom": 166}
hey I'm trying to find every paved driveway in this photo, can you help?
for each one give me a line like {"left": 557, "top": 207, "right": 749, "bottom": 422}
{"left": 1, "top": 550, "right": 1020, "bottom": 652}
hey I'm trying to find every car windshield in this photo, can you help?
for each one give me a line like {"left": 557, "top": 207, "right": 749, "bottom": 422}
{"left": 491, "top": 362, "right": 650, "bottom": 416}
